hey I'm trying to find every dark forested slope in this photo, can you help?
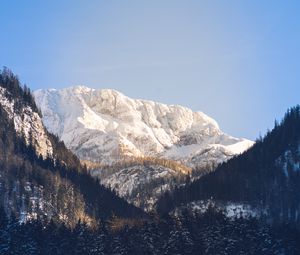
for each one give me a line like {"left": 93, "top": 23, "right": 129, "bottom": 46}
{"left": 157, "top": 106, "right": 300, "bottom": 226}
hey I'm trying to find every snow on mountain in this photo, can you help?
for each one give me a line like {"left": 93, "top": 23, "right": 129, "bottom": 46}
{"left": 34, "top": 86, "right": 254, "bottom": 208}
{"left": 174, "top": 200, "right": 265, "bottom": 219}
{"left": 0, "top": 87, "right": 53, "bottom": 158}
{"left": 34, "top": 86, "right": 253, "bottom": 166}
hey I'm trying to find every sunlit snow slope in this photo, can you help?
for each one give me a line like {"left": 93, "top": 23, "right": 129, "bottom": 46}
{"left": 34, "top": 86, "right": 253, "bottom": 167}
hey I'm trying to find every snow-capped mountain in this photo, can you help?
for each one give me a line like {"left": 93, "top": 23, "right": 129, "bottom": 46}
{"left": 34, "top": 86, "right": 254, "bottom": 208}
{"left": 34, "top": 86, "right": 253, "bottom": 166}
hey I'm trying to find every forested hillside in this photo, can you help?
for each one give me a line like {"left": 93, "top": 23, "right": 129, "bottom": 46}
{"left": 157, "top": 106, "right": 300, "bottom": 226}
{"left": 0, "top": 68, "right": 145, "bottom": 227}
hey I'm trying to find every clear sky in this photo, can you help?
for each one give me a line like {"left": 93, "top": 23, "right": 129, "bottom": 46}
{"left": 0, "top": 1, "right": 299, "bottom": 140}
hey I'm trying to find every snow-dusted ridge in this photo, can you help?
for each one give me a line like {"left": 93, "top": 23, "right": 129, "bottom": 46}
{"left": 0, "top": 87, "right": 53, "bottom": 158}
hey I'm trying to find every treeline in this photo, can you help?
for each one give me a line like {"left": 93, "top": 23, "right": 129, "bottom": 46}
{"left": 157, "top": 106, "right": 300, "bottom": 226}
{"left": 0, "top": 206, "right": 299, "bottom": 255}
{"left": 89, "top": 156, "right": 192, "bottom": 180}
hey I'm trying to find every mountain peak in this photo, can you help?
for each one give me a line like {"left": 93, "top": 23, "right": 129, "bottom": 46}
{"left": 34, "top": 86, "right": 253, "bottom": 166}
{"left": 34, "top": 85, "right": 254, "bottom": 208}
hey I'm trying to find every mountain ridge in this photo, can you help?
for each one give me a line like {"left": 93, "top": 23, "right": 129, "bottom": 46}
{"left": 34, "top": 85, "right": 253, "bottom": 167}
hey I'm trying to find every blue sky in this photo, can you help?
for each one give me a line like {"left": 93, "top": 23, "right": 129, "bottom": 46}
{"left": 0, "top": 1, "right": 299, "bottom": 140}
